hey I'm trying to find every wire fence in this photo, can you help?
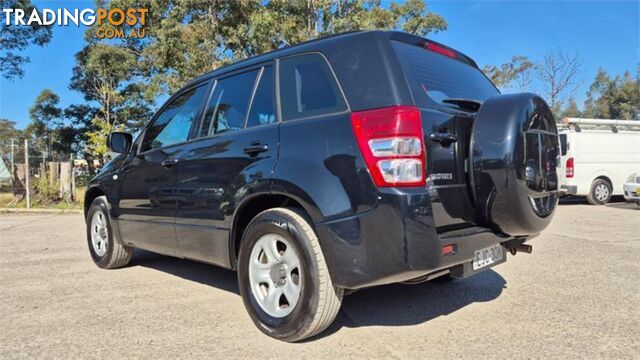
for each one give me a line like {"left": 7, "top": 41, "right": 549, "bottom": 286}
{"left": 0, "top": 140, "right": 92, "bottom": 208}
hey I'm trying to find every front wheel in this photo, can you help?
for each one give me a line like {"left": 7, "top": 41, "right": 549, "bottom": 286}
{"left": 86, "top": 195, "right": 133, "bottom": 269}
{"left": 587, "top": 179, "right": 612, "bottom": 205}
{"left": 237, "top": 207, "right": 343, "bottom": 342}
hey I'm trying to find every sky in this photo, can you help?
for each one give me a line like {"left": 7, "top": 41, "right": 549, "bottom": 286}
{"left": 0, "top": 0, "right": 638, "bottom": 129}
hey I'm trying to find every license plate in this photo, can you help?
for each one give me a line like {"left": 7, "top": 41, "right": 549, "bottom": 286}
{"left": 473, "top": 244, "right": 504, "bottom": 270}
{"left": 636, "top": 187, "right": 640, "bottom": 194}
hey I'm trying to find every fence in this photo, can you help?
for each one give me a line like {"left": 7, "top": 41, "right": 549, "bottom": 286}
{"left": 1, "top": 140, "right": 84, "bottom": 208}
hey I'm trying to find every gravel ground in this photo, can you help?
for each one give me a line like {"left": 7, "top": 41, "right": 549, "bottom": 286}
{"left": 1, "top": 199, "right": 639, "bottom": 359}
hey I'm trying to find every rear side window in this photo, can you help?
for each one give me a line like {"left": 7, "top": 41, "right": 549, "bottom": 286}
{"left": 279, "top": 53, "right": 347, "bottom": 120}
{"left": 392, "top": 41, "right": 499, "bottom": 106}
{"left": 246, "top": 66, "right": 276, "bottom": 128}
{"left": 142, "top": 84, "right": 208, "bottom": 152}
{"left": 199, "top": 69, "right": 259, "bottom": 137}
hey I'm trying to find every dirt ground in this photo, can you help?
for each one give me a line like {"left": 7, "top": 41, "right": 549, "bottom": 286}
{"left": 1, "top": 198, "right": 639, "bottom": 359}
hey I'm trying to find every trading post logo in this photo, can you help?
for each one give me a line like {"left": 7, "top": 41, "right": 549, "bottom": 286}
{"left": 2, "top": 7, "right": 148, "bottom": 39}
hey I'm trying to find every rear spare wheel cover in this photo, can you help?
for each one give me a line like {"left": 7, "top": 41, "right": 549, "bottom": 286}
{"left": 470, "top": 93, "right": 559, "bottom": 236}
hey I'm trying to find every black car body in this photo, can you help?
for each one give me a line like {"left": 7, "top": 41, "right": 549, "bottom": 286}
{"left": 85, "top": 30, "right": 559, "bottom": 341}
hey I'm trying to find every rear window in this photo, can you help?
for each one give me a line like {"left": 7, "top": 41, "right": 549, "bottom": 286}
{"left": 559, "top": 134, "right": 568, "bottom": 156}
{"left": 279, "top": 53, "right": 347, "bottom": 120}
{"left": 392, "top": 41, "right": 499, "bottom": 106}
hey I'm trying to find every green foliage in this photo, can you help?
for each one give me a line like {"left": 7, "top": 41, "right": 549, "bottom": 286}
{"left": 29, "top": 90, "right": 62, "bottom": 127}
{"left": 69, "top": 43, "right": 153, "bottom": 158}
{"left": 66, "top": 0, "right": 447, "bottom": 160}
{"left": 31, "top": 175, "right": 61, "bottom": 206}
{"left": 482, "top": 56, "right": 534, "bottom": 90}
{"left": 559, "top": 97, "right": 581, "bottom": 120}
{"left": 0, "top": 0, "right": 53, "bottom": 80}
{"left": 86, "top": 117, "right": 124, "bottom": 157}
{"left": 90, "top": 0, "right": 447, "bottom": 96}
{"left": 583, "top": 68, "right": 640, "bottom": 120}
{"left": 0, "top": 119, "right": 23, "bottom": 144}
{"left": 28, "top": 89, "right": 62, "bottom": 157}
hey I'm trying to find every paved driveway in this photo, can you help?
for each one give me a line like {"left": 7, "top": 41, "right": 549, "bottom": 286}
{"left": 1, "top": 200, "right": 639, "bottom": 358}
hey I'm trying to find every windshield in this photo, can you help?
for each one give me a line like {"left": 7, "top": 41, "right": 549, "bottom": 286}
{"left": 392, "top": 41, "right": 499, "bottom": 107}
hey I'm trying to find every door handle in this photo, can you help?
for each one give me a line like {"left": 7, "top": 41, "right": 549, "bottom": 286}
{"left": 430, "top": 132, "right": 458, "bottom": 144}
{"left": 243, "top": 143, "right": 269, "bottom": 155}
{"left": 161, "top": 158, "right": 179, "bottom": 168}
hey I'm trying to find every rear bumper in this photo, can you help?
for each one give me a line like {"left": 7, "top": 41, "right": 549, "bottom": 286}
{"left": 560, "top": 184, "right": 578, "bottom": 195}
{"left": 314, "top": 188, "right": 523, "bottom": 289}
{"left": 623, "top": 183, "right": 640, "bottom": 201}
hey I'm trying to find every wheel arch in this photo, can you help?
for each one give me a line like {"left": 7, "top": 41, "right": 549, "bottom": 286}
{"left": 229, "top": 191, "right": 316, "bottom": 269}
{"left": 84, "top": 185, "right": 107, "bottom": 219}
{"left": 593, "top": 175, "right": 613, "bottom": 189}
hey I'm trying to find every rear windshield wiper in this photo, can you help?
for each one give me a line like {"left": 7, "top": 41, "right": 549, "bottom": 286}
{"left": 442, "top": 98, "right": 483, "bottom": 112}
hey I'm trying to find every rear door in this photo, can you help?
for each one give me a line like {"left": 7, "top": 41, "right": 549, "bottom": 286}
{"left": 174, "top": 64, "right": 279, "bottom": 267}
{"left": 391, "top": 40, "right": 500, "bottom": 231}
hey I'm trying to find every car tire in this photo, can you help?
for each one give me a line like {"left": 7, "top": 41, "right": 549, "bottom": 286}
{"left": 587, "top": 179, "right": 612, "bottom": 205}
{"left": 635, "top": 200, "right": 640, "bottom": 207}
{"left": 237, "top": 207, "right": 343, "bottom": 342}
{"left": 86, "top": 195, "right": 133, "bottom": 269}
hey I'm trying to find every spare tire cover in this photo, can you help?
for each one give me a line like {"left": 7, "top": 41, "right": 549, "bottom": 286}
{"left": 470, "top": 93, "right": 559, "bottom": 236}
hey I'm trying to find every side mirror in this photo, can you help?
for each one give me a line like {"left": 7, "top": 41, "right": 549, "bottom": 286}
{"left": 107, "top": 132, "right": 133, "bottom": 154}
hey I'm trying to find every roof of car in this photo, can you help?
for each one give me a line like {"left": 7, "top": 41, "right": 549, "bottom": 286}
{"left": 184, "top": 30, "right": 478, "bottom": 87}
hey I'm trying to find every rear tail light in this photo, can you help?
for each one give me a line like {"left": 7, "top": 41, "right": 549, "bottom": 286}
{"left": 566, "top": 157, "right": 574, "bottom": 178}
{"left": 351, "top": 106, "right": 426, "bottom": 187}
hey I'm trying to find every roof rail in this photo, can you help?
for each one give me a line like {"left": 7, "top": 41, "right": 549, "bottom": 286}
{"left": 562, "top": 117, "right": 640, "bottom": 133}
{"left": 563, "top": 117, "right": 640, "bottom": 127}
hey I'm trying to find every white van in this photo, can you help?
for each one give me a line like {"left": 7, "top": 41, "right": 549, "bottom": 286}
{"left": 558, "top": 118, "right": 640, "bottom": 205}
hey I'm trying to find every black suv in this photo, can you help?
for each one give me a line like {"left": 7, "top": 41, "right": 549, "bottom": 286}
{"left": 85, "top": 31, "right": 559, "bottom": 341}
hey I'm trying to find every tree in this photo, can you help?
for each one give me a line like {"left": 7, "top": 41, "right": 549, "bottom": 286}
{"left": 28, "top": 89, "right": 62, "bottom": 158}
{"left": 91, "top": 0, "right": 448, "bottom": 95}
{"left": 69, "top": 44, "right": 153, "bottom": 159}
{"left": 63, "top": 104, "right": 100, "bottom": 174}
{"left": 535, "top": 49, "right": 582, "bottom": 112}
{"left": 560, "top": 97, "right": 581, "bottom": 120}
{"left": 482, "top": 55, "right": 534, "bottom": 91}
{"left": 0, "top": 119, "right": 24, "bottom": 164}
{"left": 583, "top": 68, "right": 640, "bottom": 120}
{"left": 0, "top": 0, "right": 52, "bottom": 80}
{"left": 0, "top": 118, "right": 22, "bottom": 144}
{"left": 69, "top": 0, "right": 448, "bottom": 160}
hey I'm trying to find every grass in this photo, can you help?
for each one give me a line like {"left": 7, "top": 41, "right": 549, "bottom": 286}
{"left": 0, "top": 186, "right": 85, "bottom": 210}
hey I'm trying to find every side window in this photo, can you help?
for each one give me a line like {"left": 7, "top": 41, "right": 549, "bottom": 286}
{"left": 246, "top": 66, "right": 276, "bottom": 128}
{"left": 142, "top": 85, "right": 207, "bottom": 152}
{"left": 199, "top": 69, "right": 259, "bottom": 137}
{"left": 279, "top": 53, "right": 347, "bottom": 121}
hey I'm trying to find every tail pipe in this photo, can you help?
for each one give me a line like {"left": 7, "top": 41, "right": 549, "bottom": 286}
{"left": 509, "top": 244, "right": 533, "bottom": 255}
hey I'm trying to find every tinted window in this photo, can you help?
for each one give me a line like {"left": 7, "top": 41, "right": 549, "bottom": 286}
{"left": 559, "top": 134, "right": 568, "bottom": 156}
{"left": 199, "top": 70, "right": 258, "bottom": 137}
{"left": 392, "top": 41, "right": 499, "bottom": 107}
{"left": 142, "top": 85, "right": 207, "bottom": 152}
{"left": 246, "top": 66, "right": 276, "bottom": 127}
{"left": 279, "top": 53, "right": 347, "bottom": 120}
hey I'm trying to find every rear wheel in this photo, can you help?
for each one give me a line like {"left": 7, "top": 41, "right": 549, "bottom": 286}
{"left": 86, "top": 195, "right": 133, "bottom": 269}
{"left": 237, "top": 207, "right": 343, "bottom": 342}
{"left": 587, "top": 179, "right": 612, "bottom": 205}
